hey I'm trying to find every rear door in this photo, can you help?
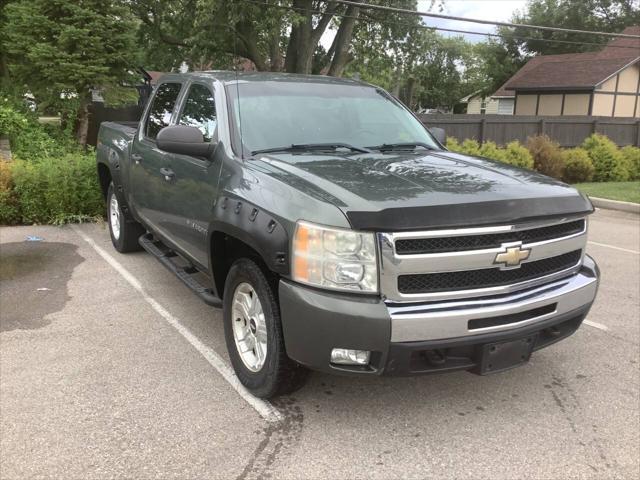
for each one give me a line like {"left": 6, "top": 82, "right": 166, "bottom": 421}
{"left": 162, "top": 81, "right": 221, "bottom": 268}
{"left": 130, "top": 81, "right": 183, "bottom": 237}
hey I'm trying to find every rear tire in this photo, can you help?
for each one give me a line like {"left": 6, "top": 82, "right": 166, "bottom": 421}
{"left": 107, "top": 182, "right": 144, "bottom": 253}
{"left": 223, "top": 258, "right": 308, "bottom": 398}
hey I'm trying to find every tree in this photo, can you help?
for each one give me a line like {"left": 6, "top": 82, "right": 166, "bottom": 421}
{"left": 130, "top": 0, "right": 428, "bottom": 76}
{"left": 464, "top": 40, "right": 525, "bottom": 97}
{"left": 506, "top": 0, "right": 640, "bottom": 55}
{"left": 3, "top": 0, "right": 137, "bottom": 145}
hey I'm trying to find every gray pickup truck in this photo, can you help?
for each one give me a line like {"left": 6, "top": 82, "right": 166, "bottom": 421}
{"left": 97, "top": 72, "right": 599, "bottom": 398}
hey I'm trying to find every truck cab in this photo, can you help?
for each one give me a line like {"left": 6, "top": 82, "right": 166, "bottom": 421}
{"left": 97, "top": 72, "right": 599, "bottom": 398}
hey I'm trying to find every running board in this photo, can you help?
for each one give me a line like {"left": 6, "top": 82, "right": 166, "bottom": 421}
{"left": 139, "top": 233, "right": 222, "bottom": 308}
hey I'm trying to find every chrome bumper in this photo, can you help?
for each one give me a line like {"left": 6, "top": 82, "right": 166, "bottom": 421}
{"left": 388, "top": 255, "right": 599, "bottom": 342}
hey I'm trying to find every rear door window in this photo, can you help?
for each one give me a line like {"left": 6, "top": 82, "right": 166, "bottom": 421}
{"left": 145, "top": 82, "right": 182, "bottom": 140}
{"left": 178, "top": 84, "right": 217, "bottom": 142}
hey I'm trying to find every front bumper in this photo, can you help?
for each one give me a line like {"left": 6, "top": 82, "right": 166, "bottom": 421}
{"left": 279, "top": 255, "right": 599, "bottom": 376}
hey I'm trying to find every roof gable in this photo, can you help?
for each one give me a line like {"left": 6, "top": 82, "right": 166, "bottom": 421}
{"left": 492, "top": 25, "right": 639, "bottom": 96}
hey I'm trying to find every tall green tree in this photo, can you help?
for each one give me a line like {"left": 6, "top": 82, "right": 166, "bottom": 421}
{"left": 506, "top": 0, "right": 640, "bottom": 55}
{"left": 464, "top": 40, "right": 526, "bottom": 97}
{"left": 3, "top": 0, "right": 137, "bottom": 145}
{"left": 130, "top": 0, "right": 429, "bottom": 76}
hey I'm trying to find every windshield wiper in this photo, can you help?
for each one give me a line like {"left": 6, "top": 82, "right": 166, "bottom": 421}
{"left": 251, "top": 143, "right": 371, "bottom": 156}
{"left": 367, "top": 142, "right": 436, "bottom": 152}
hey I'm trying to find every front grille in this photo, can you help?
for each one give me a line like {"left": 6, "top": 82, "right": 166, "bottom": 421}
{"left": 395, "top": 219, "right": 585, "bottom": 255}
{"left": 398, "top": 250, "right": 582, "bottom": 294}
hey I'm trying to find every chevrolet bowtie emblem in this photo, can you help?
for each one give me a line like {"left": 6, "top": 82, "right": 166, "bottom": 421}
{"left": 494, "top": 243, "right": 531, "bottom": 269}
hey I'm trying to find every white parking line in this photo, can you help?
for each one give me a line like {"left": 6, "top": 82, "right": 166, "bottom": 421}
{"left": 588, "top": 241, "right": 639, "bottom": 255}
{"left": 584, "top": 319, "right": 610, "bottom": 331}
{"left": 70, "top": 225, "right": 283, "bottom": 424}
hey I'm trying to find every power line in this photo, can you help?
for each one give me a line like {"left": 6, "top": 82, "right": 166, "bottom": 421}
{"left": 238, "top": 0, "right": 640, "bottom": 50}
{"left": 322, "top": 0, "right": 640, "bottom": 39}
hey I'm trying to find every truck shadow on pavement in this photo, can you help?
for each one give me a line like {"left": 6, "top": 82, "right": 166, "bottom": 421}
{"left": 0, "top": 241, "right": 83, "bottom": 332}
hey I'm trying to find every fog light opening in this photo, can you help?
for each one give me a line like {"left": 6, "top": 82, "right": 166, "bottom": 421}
{"left": 331, "top": 348, "right": 371, "bottom": 366}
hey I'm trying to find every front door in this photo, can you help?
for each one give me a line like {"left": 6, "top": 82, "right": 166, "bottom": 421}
{"left": 163, "top": 82, "right": 221, "bottom": 268}
{"left": 130, "top": 81, "right": 183, "bottom": 238}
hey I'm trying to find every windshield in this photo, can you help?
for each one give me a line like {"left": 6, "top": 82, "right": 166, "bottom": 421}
{"left": 226, "top": 80, "right": 440, "bottom": 156}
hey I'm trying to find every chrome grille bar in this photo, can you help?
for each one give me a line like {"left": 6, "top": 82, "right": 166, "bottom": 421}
{"left": 378, "top": 217, "right": 588, "bottom": 303}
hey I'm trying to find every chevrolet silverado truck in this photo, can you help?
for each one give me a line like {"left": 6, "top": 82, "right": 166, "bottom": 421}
{"left": 96, "top": 72, "right": 599, "bottom": 398}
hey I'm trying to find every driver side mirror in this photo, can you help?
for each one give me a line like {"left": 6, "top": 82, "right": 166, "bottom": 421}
{"left": 429, "top": 127, "right": 446, "bottom": 146}
{"left": 156, "top": 125, "right": 215, "bottom": 158}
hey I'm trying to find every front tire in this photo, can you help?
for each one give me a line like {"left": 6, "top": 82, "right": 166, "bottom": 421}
{"left": 107, "top": 182, "right": 144, "bottom": 253}
{"left": 223, "top": 258, "right": 307, "bottom": 398}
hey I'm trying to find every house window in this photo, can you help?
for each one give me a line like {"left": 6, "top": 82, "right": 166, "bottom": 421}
{"left": 480, "top": 99, "right": 487, "bottom": 114}
{"left": 498, "top": 99, "right": 515, "bottom": 115}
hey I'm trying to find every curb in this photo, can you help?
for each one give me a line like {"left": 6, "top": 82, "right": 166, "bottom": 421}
{"left": 590, "top": 196, "right": 640, "bottom": 214}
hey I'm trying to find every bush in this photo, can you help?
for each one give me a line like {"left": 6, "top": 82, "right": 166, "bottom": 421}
{"left": 445, "top": 137, "right": 461, "bottom": 152}
{"left": 0, "top": 99, "right": 76, "bottom": 160}
{"left": 447, "top": 138, "right": 534, "bottom": 169}
{"left": 459, "top": 139, "right": 480, "bottom": 156}
{"left": 0, "top": 161, "right": 20, "bottom": 224}
{"left": 582, "top": 133, "right": 629, "bottom": 182}
{"left": 527, "top": 135, "right": 564, "bottom": 179}
{"left": 562, "top": 148, "right": 594, "bottom": 183}
{"left": 478, "top": 141, "right": 506, "bottom": 162}
{"left": 9, "top": 152, "right": 103, "bottom": 224}
{"left": 502, "top": 141, "right": 534, "bottom": 169}
{"left": 620, "top": 145, "right": 640, "bottom": 180}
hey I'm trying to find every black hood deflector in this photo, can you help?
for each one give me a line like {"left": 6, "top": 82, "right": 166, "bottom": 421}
{"left": 347, "top": 195, "right": 594, "bottom": 232}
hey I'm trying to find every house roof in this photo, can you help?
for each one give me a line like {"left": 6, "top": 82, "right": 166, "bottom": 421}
{"left": 459, "top": 89, "right": 483, "bottom": 103}
{"left": 492, "top": 25, "right": 640, "bottom": 97}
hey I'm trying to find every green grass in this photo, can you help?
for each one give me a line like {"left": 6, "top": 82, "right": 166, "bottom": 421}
{"left": 574, "top": 181, "right": 640, "bottom": 204}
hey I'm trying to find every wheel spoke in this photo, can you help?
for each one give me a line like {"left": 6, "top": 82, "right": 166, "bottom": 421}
{"left": 254, "top": 341, "right": 264, "bottom": 363}
{"left": 239, "top": 335, "right": 254, "bottom": 353}
{"left": 233, "top": 292, "right": 251, "bottom": 320}
{"left": 255, "top": 318, "right": 268, "bottom": 343}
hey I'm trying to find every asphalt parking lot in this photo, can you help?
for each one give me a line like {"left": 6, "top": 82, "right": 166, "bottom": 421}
{"left": 1, "top": 208, "right": 639, "bottom": 479}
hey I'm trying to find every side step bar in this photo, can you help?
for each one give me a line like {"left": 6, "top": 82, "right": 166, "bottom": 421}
{"left": 139, "top": 233, "right": 222, "bottom": 308}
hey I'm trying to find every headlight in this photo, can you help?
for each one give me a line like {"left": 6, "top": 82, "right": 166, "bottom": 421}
{"left": 292, "top": 221, "right": 378, "bottom": 293}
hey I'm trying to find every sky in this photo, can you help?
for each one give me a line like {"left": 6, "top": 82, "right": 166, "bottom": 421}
{"left": 417, "top": 0, "right": 528, "bottom": 42}
{"left": 320, "top": 0, "right": 529, "bottom": 48}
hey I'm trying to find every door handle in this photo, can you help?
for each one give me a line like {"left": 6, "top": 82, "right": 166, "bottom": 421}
{"left": 160, "top": 167, "right": 175, "bottom": 181}
{"left": 131, "top": 154, "right": 142, "bottom": 164}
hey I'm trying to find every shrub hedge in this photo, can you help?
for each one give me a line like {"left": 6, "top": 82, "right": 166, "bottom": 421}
{"left": 582, "top": 133, "right": 629, "bottom": 182}
{"left": 620, "top": 145, "right": 640, "bottom": 180}
{"left": 1, "top": 153, "right": 103, "bottom": 225}
{"left": 562, "top": 148, "right": 595, "bottom": 183}
{"left": 527, "top": 135, "right": 565, "bottom": 179}
{"left": 446, "top": 132, "right": 639, "bottom": 186}
{"left": 1, "top": 102, "right": 103, "bottom": 225}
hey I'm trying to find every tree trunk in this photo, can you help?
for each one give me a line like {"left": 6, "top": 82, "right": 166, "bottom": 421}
{"left": 269, "top": 29, "right": 283, "bottom": 71}
{"left": 285, "top": 0, "right": 336, "bottom": 74}
{"left": 75, "top": 94, "right": 91, "bottom": 147}
{"left": 327, "top": 0, "right": 362, "bottom": 77}
{"left": 234, "top": 19, "right": 268, "bottom": 71}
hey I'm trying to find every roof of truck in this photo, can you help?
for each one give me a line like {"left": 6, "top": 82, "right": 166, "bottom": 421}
{"left": 157, "top": 71, "right": 367, "bottom": 86}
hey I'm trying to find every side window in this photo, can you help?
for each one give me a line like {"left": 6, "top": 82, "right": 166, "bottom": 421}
{"left": 179, "top": 84, "right": 217, "bottom": 142}
{"left": 145, "top": 83, "right": 182, "bottom": 140}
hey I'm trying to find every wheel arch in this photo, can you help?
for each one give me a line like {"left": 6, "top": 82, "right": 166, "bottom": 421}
{"left": 208, "top": 199, "right": 290, "bottom": 298}
{"left": 97, "top": 161, "right": 112, "bottom": 200}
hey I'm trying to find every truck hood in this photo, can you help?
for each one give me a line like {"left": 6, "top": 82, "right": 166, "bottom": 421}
{"left": 255, "top": 150, "right": 593, "bottom": 231}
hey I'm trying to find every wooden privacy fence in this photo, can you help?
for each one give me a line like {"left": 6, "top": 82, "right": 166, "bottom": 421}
{"left": 419, "top": 114, "right": 640, "bottom": 147}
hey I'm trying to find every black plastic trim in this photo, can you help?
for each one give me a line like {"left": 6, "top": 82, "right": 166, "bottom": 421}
{"left": 468, "top": 303, "right": 557, "bottom": 330}
{"left": 208, "top": 194, "right": 290, "bottom": 276}
{"left": 383, "top": 303, "right": 591, "bottom": 376}
{"left": 346, "top": 195, "right": 594, "bottom": 231}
